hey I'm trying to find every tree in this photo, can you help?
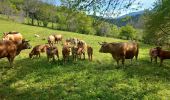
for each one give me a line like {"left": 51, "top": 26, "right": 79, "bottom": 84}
{"left": 110, "top": 25, "right": 119, "bottom": 37}
{"left": 144, "top": 0, "right": 170, "bottom": 45}
{"left": 96, "top": 21, "right": 112, "bottom": 36}
{"left": 0, "top": 0, "right": 17, "bottom": 19}
{"left": 23, "top": 0, "right": 40, "bottom": 25}
{"left": 60, "top": 0, "right": 141, "bottom": 17}
{"left": 119, "top": 25, "right": 136, "bottom": 40}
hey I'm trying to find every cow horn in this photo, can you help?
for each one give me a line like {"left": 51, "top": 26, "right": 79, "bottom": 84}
{"left": 98, "top": 42, "right": 103, "bottom": 45}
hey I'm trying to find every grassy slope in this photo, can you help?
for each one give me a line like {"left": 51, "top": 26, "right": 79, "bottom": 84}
{"left": 0, "top": 18, "right": 170, "bottom": 100}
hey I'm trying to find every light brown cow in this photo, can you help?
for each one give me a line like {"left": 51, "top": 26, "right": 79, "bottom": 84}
{"left": 46, "top": 46, "right": 59, "bottom": 62}
{"left": 99, "top": 42, "right": 139, "bottom": 65}
{"left": 29, "top": 44, "right": 49, "bottom": 59}
{"left": 2, "top": 31, "right": 23, "bottom": 44}
{"left": 0, "top": 39, "right": 31, "bottom": 67}
{"left": 87, "top": 46, "right": 93, "bottom": 61}
{"left": 53, "top": 34, "right": 62, "bottom": 44}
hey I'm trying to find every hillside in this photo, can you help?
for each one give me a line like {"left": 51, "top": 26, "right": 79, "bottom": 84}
{"left": 0, "top": 18, "right": 170, "bottom": 99}
{"left": 106, "top": 11, "right": 144, "bottom": 28}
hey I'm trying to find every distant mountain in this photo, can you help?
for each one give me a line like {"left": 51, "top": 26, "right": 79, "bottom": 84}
{"left": 106, "top": 10, "right": 145, "bottom": 28}
{"left": 117, "top": 10, "right": 144, "bottom": 19}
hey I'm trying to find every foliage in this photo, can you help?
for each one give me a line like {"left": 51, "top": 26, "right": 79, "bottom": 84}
{"left": 144, "top": 0, "right": 170, "bottom": 45}
{"left": 119, "top": 25, "right": 136, "bottom": 40}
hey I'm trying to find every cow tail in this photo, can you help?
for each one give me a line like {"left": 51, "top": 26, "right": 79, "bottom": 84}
{"left": 136, "top": 43, "right": 139, "bottom": 60}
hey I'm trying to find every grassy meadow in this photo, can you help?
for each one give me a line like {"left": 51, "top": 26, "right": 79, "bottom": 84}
{"left": 0, "top": 17, "right": 170, "bottom": 100}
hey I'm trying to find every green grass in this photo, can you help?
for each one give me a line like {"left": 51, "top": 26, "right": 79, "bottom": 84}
{"left": 0, "top": 17, "right": 170, "bottom": 100}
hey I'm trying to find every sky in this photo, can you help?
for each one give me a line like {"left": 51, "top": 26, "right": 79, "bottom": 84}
{"left": 54, "top": 0, "right": 157, "bottom": 17}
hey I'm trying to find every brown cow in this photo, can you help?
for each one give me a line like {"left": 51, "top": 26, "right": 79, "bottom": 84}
{"left": 87, "top": 46, "right": 93, "bottom": 61}
{"left": 62, "top": 45, "right": 71, "bottom": 63}
{"left": 71, "top": 46, "right": 78, "bottom": 61}
{"left": 2, "top": 31, "right": 23, "bottom": 44}
{"left": 77, "top": 47, "right": 85, "bottom": 60}
{"left": 29, "top": 44, "right": 49, "bottom": 59}
{"left": 99, "top": 42, "right": 139, "bottom": 65}
{"left": 156, "top": 47, "right": 170, "bottom": 66}
{"left": 149, "top": 48, "right": 158, "bottom": 63}
{"left": 53, "top": 34, "right": 62, "bottom": 44}
{"left": 77, "top": 40, "right": 87, "bottom": 59}
{"left": 0, "top": 39, "right": 31, "bottom": 67}
{"left": 46, "top": 46, "right": 59, "bottom": 62}
{"left": 47, "top": 35, "right": 55, "bottom": 46}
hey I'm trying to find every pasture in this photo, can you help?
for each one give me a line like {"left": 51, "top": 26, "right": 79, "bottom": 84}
{"left": 0, "top": 18, "right": 170, "bottom": 99}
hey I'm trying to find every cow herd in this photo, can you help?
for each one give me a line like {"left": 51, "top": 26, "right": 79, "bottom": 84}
{"left": 0, "top": 31, "right": 170, "bottom": 67}
{"left": 0, "top": 31, "right": 93, "bottom": 67}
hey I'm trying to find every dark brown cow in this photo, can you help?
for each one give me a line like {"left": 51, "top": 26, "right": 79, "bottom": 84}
{"left": 2, "top": 31, "right": 23, "bottom": 44}
{"left": 29, "top": 44, "right": 49, "bottom": 59}
{"left": 62, "top": 45, "right": 71, "bottom": 63}
{"left": 0, "top": 39, "right": 31, "bottom": 67}
{"left": 156, "top": 47, "right": 170, "bottom": 66}
{"left": 149, "top": 48, "right": 158, "bottom": 63}
{"left": 99, "top": 42, "right": 139, "bottom": 65}
{"left": 53, "top": 34, "right": 62, "bottom": 44}
{"left": 46, "top": 46, "right": 59, "bottom": 62}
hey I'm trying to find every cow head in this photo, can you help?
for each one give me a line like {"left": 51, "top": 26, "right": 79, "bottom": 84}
{"left": 156, "top": 47, "right": 162, "bottom": 56}
{"left": 98, "top": 42, "right": 110, "bottom": 53}
{"left": 21, "top": 39, "right": 32, "bottom": 49}
{"left": 2, "top": 32, "right": 9, "bottom": 40}
{"left": 29, "top": 53, "right": 33, "bottom": 59}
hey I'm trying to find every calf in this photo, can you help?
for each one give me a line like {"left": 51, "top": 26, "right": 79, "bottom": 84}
{"left": 47, "top": 35, "right": 55, "bottom": 46}
{"left": 71, "top": 46, "right": 78, "bottom": 61}
{"left": 29, "top": 44, "right": 49, "bottom": 59}
{"left": 2, "top": 31, "right": 23, "bottom": 45}
{"left": 0, "top": 39, "right": 31, "bottom": 67}
{"left": 87, "top": 46, "right": 93, "bottom": 61}
{"left": 62, "top": 45, "right": 71, "bottom": 63}
{"left": 77, "top": 47, "right": 85, "bottom": 60}
{"left": 149, "top": 48, "right": 158, "bottom": 63}
{"left": 53, "top": 34, "right": 62, "bottom": 44}
{"left": 46, "top": 46, "right": 59, "bottom": 62}
{"left": 156, "top": 47, "right": 170, "bottom": 66}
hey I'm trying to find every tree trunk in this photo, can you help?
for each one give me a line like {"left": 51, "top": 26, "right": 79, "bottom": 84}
{"left": 52, "top": 22, "right": 54, "bottom": 29}
{"left": 31, "top": 18, "right": 34, "bottom": 25}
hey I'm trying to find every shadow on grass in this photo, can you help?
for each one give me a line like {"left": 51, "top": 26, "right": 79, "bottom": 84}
{"left": 0, "top": 56, "right": 170, "bottom": 99}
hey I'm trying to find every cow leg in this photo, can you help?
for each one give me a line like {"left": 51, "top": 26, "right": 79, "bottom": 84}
{"left": 7, "top": 56, "right": 15, "bottom": 67}
{"left": 47, "top": 56, "right": 50, "bottom": 62}
{"left": 116, "top": 60, "right": 119, "bottom": 66}
{"left": 53, "top": 56, "right": 55, "bottom": 62}
{"left": 122, "top": 58, "right": 125, "bottom": 65}
{"left": 38, "top": 53, "right": 41, "bottom": 58}
{"left": 56, "top": 53, "right": 59, "bottom": 61}
{"left": 83, "top": 53, "right": 85, "bottom": 60}
{"left": 131, "top": 59, "right": 132, "bottom": 64}
{"left": 91, "top": 54, "right": 93, "bottom": 61}
{"left": 151, "top": 57, "right": 153, "bottom": 63}
{"left": 155, "top": 57, "right": 157, "bottom": 64}
{"left": 67, "top": 56, "right": 69, "bottom": 62}
{"left": 160, "top": 59, "right": 163, "bottom": 67}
